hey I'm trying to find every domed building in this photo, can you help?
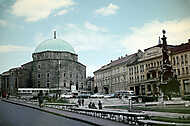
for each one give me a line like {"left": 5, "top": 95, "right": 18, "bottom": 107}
{"left": 32, "top": 31, "right": 86, "bottom": 90}
{"left": 0, "top": 32, "right": 86, "bottom": 96}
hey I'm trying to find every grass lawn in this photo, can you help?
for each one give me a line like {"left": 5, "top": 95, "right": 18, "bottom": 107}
{"left": 105, "top": 105, "right": 190, "bottom": 124}
{"left": 151, "top": 116, "right": 190, "bottom": 123}
{"left": 105, "top": 105, "right": 190, "bottom": 114}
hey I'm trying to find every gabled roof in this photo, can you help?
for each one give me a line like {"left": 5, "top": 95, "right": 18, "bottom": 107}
{"left": 94, "top": 52, "right": 141, "bottom": 73}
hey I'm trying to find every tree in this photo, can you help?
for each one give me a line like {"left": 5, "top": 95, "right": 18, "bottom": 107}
{"left": 160, "top": 77, "right": 180, "bottom": 100}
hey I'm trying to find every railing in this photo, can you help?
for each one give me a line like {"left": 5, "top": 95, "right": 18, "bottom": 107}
{"left": 45, "top": 103, "right": 78, "bottom": 110}
{"left": 69, "top": 108, "right": 150, "bottom": 125}
{"left": 146, "top": 66, "right": 160, "bottom": 72}
{"left": 44, "top": 102, "right": 150, "bottom": 125}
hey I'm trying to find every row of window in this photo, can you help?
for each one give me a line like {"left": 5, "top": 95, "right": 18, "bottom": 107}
{"left": 174, "top": 67, "right": 189, "bottom": 75}
{"left": 37, "top": 73, "right": 84, "bottom": 79}
{"left": 98, "top": 74, "right": 146, "bottom": 84}
{"left": 173, "top": 54, "right": 188, "bottom": 66}
{"left": 95, "top": 54, "right": 189, "bottom": 80}
{"left": 34, "top": 53, "right": 71, "bottom": 60}
{"left": 37, "top": 80, "right": 82, "bottom": 89}
{"left": 96, "top": 60, "right": 162, "bottom": 79}
{"left": 129, "top": 75, "right": 145, "bottom": 83}
{"left": 37, "top": 64, "right": 81, "bottom": 72}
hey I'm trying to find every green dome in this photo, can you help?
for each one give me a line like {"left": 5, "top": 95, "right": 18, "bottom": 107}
{"left": 35, "top": 39, "right": 75, "bottom": 54}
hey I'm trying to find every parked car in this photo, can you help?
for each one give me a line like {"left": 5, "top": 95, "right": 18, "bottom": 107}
{"left": 104, "top": 94, "right": 115, "bottom": 98}
{"left": 90, "top": 93, "right": 104, "bottom": 98}
{"left": 20, "top": 95, "right": 33, "bottom": 100}
{"left": 60, "top": 93, "right": 73, "bottom": 98}
{"left": 48, "top": 93, "right": 56, "bottom": 98}
{"left": 78, "top": 93, "right": 91, "bottom": 98}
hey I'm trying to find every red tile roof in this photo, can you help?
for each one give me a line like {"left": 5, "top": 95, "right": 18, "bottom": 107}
{"left": 170, "top": 43, "right": 190, "bottom": 54}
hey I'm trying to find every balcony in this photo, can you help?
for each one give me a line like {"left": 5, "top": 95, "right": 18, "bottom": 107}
{"left": 144, "top": 78, "right": 159, "bottom": 83}
{"left": 146, "top": 66, "right": 161, "bottom": 72}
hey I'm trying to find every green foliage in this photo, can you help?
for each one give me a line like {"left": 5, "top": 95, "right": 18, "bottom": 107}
{"left": 138, "top": 96, "right": 158, "bottom": 102}
{"left": 57, "top": 98, "right": 69, "bottom": 103}
{"left": 105, "top": 105, "right": 190, "bottom": 114}
{"left": 46, "top": 97, "right": 69, "bottom": 103}
{"left": 182, "top": 95, "right": 190, "bottom": 101}
{"left": 160, "top": 77, "right": 180, "bottom": 100}
{"left": 152, "top": 116, "right": 190, "bottom": 123}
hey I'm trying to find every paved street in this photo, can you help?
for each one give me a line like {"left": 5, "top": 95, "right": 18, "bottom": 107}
{"left": 0, "top": 100, "right": 94, "bottom": 126}
{"left": 2, "top": 98, "right": 190, "bottom": 126}
{"left": 0, "top": 99, "right": 131, "bottom": 126}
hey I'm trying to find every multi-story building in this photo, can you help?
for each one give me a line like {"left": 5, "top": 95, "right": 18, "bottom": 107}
{"left": 85, "top": 76, "right": 94, "bottom": 93}
{"left": 94, "top": 50, "right": 143, "bottom": 94}
{"left": 94, "top": 37, "right": 190, "bottom": 96}
{"left": 170, "top": 40, "right": 190, "bottom": 95}
{"left": 0, "top": 32, "right": 86, "bottom": 96}
{"left": 127, "top": 43, "right": 175, "bottom": 96}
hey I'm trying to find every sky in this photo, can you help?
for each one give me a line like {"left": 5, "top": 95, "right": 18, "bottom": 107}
{"left": 0, "top": 0, "right": 190, "bottom": 76}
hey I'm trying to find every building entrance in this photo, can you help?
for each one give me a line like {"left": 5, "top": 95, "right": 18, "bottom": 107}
{"left": 135, "top": 86, "right": 140, "bottom": 95}
{"left": 104, "top": 87, "right": 109, "bottom": 94}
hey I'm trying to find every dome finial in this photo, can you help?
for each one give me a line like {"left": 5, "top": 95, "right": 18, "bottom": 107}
{"left": 162, "top": 29, "right": 166, "bottom": 35}
{"left": 54, "top": 30, "right": 56, "bottom": 39}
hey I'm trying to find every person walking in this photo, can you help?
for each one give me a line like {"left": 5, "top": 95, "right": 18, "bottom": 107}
{"left": 38, "top": 90, "right": 44, "bottom": 108}
{"left": 82, "top": 98, "right": 84, "bottom": 106}
{"left": 88, "top": 102, "right": 92, "bottom": 108}
{"left": 98, "top": 100, "right": 102, "bottom": 109}
{"left": 78, "top": 98, "right": 81, "bottom": 106}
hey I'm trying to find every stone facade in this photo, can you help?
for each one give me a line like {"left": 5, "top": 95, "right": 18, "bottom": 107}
{"left": 170, "top": 41, "right": 190, "bottom": 95}
{"left": 94, "top": 39, "right": 190, "bottom": 96}
{"left": 0, "top": 36, "right": 86, "bottom": 96}
{"left": 94, "top": 50, "right": 143, "bottom": 94}
{"left": 85, "top": 77, "right": 94, "bottom": 93}
{"left": 0, "top": 72, "right": 10, "bottom": 97}
{"left": 32, "top": 51, "right": 86, "bottom": 90}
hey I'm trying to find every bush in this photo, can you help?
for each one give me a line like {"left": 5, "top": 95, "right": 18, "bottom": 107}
{"left": 57, "top": 98, "right": 69, "bottom": 103}
{"left": 138, "top": 96, "right": 158, "bottom": 102}
{"left": 182, "top": 96, "right": 190, "bottom": 101}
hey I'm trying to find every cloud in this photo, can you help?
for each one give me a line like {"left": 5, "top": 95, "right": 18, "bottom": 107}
{"left": 33, "top": 32, "right": 48, "bottom": 45}
{"left": 54, "top": 9, "right": 68, "bottom": 16}
{"left": 84, "top": 21, "right": 107, "bottom": 32}
{"left": 0, "top": 19, "right": 7, "bottom": 26}
{"left": 95, "top": 3, "right": 119, "bottom": 16}
{"left": 60, "top": 24, "right": 119, "bottom": 52}
{"left": 0, "top": 45, "right": 32, "bottom": 53}
{"left": 121, "top": 18, "right": 190, "bottom": 53}
{"left": 11, "top": 0, "right": 75, "bottom": 22}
